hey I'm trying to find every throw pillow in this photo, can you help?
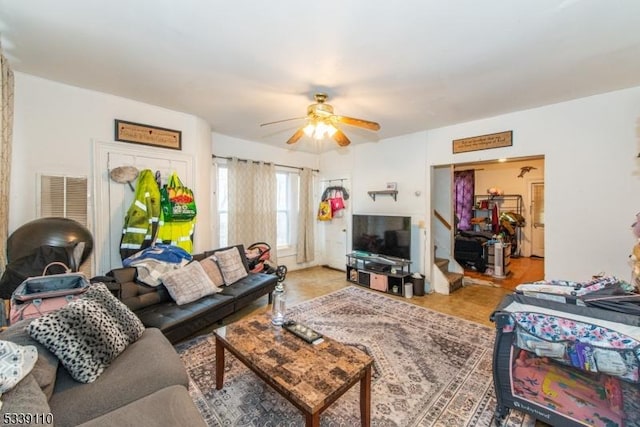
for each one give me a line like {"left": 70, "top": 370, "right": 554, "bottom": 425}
{"left": 0, "top": 340, "right": 38, "bottom": 393}
{"left": 199, "top": 256, "right": 225, "bottom": 287}
{"left": 80, "top": 283, "right": 145, "bottom": 344}
{"left": 162, "top": 261, "right": 221, "bottom": 305}
{"left": 27, "top": 298, "right": 130, "bottom": 383}
{"left": 214, "top": 247, "right": 248, "bottom": 285}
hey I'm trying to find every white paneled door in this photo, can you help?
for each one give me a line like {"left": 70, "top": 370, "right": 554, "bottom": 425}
{"left": 321, "top": 179, "right": 351, "bottom": 271}
{"left": 94, "top": 142, "right": 193, "bottom": 275}
{"left": 530, "top": 181, "right": 545, "bottom": 258}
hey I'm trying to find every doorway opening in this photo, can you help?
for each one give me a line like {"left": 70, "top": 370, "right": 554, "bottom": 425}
{"left": 449, "top": 155, "right": 545, "bottom": 291}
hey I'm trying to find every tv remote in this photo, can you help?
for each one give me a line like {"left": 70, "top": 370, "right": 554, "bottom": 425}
{"left": 282, "top": 320, "right": 324, "bottom": 345}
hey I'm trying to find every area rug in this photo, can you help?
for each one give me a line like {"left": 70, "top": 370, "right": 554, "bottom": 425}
{"left": 176, "top": 286, "right": 534, "bottom": 426}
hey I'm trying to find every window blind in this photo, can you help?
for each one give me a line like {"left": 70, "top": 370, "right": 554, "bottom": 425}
{"left": 39, "top": 174, "right": 92, "bottom": 276}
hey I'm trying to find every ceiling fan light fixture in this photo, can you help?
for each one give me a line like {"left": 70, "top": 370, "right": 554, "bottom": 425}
{"left": 303, "top": 122, "right": 315, "bottom": 137}
{"left": 313, "top": 121, "right": 337, "bottom": 140}
{"left": 262, "top": 93, "right": 380, "bottom": 147}
{"left": 303, "top": 120, "right": 337, "bottom": 140}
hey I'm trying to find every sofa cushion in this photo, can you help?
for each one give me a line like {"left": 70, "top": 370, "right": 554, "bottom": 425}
{"left": 76, "top": 385, "right": 206, "bottom": 427}
{"left": 110, "top": 267, "right": 174, "bottom": 311}
{"left": 28, "top": 296, "right": 137, "bottom": 383}
{"left": 213, "top": 247, "right": 248, "bottom": 285}
{"left": 0, "top": 319, "right": 59, "bottom": 399}
{"left": 199, "top": 256, "right": 225, "bottom": 287}
{"left": 219, "top": 272, "right": 278, "bottom": 311}
{"left": 161, "top": 261, "right": 221, "bottom": 305}
{"left": 49, "top": 328, "right": 189, "bottom": 427}
{"left": 134, "top": 293, "right": 235, "bottom": 343}
{"left": 0, "top": 374, "right": 53, "bottom": 424}
{"left": 0, "top": 340, "right": 38, "bottom": 393}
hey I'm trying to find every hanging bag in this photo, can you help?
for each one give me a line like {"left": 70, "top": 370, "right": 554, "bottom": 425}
{"left": 160, "top": 172, "right": 197, "bottom": 222}
{"left": 329, "top": 188, "right": 346, "bottom": 213}
{"left": 317, "top": 200, "right": 332, "bottom": 221}
{"left": 10, "top": 262, "right": 90, "bottom": 324}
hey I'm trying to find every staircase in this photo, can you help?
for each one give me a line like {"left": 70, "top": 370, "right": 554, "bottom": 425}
{"left": 435, "top": 257, "right": 464, "bottom": 293}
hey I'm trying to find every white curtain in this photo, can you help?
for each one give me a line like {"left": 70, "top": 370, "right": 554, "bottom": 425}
{"left": 227, "top": 158, "right": 278, "bottom": 260}
{"left": 0, "top": 50, "right": 14, "bottom": 273}
{"left": 296, "top": 168, "right": 315, "bottom": 263}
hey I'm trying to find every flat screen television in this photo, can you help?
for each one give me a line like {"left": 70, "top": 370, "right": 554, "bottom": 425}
{"left": 352, "top": 214, "right": 411, "bottom": 260}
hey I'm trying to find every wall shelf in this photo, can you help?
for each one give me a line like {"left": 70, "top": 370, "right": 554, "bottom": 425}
{"left": 368, "top": 190, "right": 398, "bottom": 201}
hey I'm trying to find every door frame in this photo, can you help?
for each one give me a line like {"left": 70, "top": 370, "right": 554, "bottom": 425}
{"left": 528, "top": 179, "right": 545, "bottom": 258}
{"left": 430, "top": 155, "right": 545, "bottom": 292}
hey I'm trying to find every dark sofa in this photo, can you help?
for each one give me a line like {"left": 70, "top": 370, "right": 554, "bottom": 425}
{"left": 108, "top": 244, "right": 278, "bottom": 343}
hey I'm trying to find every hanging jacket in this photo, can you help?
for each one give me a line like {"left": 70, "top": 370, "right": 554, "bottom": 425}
{"left": 321, "top": 185, "right": 350, "bottom": 201}
{"left": 155, "top": 213, "right": 195, "bottom": 254}
{"left": 119, "top": 169, "right": 161, "bottom": 260}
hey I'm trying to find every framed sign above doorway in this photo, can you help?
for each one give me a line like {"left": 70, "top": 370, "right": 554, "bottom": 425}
{"left": 452, "top": 131, "right": 512, "bottom": 154}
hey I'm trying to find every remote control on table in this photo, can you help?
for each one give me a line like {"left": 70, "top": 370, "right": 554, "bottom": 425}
{"left": 282, "top": 320, "right": 324, "bottom": 345}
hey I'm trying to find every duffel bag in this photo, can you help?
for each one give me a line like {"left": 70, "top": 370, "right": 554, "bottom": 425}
{"left": 10, "top": 262, "right": 90, "bottom": 324}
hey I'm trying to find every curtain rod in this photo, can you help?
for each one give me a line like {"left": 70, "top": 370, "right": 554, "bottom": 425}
{"left": 320, "top": 178, "right": 348, "bottom": 183}
{"left": 212, "top": 154, "right": 319, "bottom": 173}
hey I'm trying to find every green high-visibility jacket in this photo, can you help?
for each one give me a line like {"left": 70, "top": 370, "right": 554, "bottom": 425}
{"left": 120, "top": 169, "right": 161, "bottom": 260}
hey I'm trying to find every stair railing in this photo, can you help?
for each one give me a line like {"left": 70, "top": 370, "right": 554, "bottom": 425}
{"left": 433, "top": 209, "right": 452, "bottom": 230}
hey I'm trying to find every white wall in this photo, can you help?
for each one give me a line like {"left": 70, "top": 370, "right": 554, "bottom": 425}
{"left": 10, "top": 72, "right": 213, "bottom": 270}
{"left": 318, "top": 86, "right": 640, "bottom": 286}
{"left": 12, "top": 70, "right": 640, "bottom": 285}
{"left": 426, "top": 86, "right": 640, "bottom": 282}
{"left": 320, "top": 132, "right": 428, "bottom": 274}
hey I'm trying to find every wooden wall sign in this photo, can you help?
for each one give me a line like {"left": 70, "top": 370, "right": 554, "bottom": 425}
{"left": 115, "top": 119, "right": 182, "bottom": 150}
{"left": 452, "top": 130, "right": 512, "bottom": 154}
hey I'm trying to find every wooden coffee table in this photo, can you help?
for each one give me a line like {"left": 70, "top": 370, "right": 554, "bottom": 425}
{"left": 214, "top": 313, "right": 373, "bottom": 426}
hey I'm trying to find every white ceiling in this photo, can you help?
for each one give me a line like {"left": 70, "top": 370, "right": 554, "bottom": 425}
{"left": 2, "top": 0, "right": 640, "bottom": 153}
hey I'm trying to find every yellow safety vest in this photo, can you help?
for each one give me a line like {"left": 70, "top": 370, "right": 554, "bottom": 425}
{"left": 119, "top": 169, "right": 161, "bottom": 259}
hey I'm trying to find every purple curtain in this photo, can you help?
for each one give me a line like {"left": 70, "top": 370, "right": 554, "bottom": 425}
{"left": 454, "top": 170, "right": 475, "bottom": 231}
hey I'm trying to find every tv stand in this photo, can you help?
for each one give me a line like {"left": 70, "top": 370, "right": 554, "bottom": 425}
{"left": 366, "top": 262, "right": 391, "bottom": 272}
{"left": 346, "top": 252, "right": 412, "bottom": 296}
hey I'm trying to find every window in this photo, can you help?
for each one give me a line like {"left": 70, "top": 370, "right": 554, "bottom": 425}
{"left": 216, "top": 165, "right": 299, "bottom": 252}
{"left": 38, "top": 174, "right": 92, "bottom": 276}
{"left": 217, "top": 166, "right": 229, "bottom": 247}
{"left": 276, "top": 170, "right": 299, "bottom": 253}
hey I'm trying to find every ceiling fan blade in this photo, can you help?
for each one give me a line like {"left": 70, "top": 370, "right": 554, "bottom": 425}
{"left": 335, "top": 115, "right": 381, "bottom": 131}
{"left": 332, "top": 129, "right": 351, "bottom": 147}
{"left": 286, "top": 128, "right": 305, "bottom": 145}
{"left": 260, "top": 116, "right": 306, "bottom": 127}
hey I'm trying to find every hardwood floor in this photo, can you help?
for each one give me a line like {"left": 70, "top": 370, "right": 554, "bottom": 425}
{"left": 462, "top": 256, "right": 545, "bottom": 291}
{"left": 219, "top": 256, "right": 544, "bottom": 330}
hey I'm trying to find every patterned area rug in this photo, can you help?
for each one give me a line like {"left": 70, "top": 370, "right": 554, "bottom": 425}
{"left": 176, "top": 286, "right": 535, "bottom": 426}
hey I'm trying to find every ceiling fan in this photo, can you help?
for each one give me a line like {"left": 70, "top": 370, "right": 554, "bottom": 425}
{"left": 260, "top": 93, "right": 381, "bottom": 147}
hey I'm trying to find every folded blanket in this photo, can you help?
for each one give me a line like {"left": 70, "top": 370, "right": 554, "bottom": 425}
{"left": 129, "top": 258, "right": 189, "bottom": 287}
